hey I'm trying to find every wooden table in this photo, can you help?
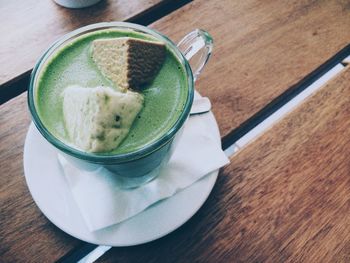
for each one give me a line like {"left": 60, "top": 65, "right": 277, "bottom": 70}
{"left": 1, "top": 0, "right": 350, "bottom": 262}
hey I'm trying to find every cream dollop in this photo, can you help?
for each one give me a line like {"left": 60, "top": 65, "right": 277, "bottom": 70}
{"left": 62, "top": 85, "right": 144, "bottom": 152}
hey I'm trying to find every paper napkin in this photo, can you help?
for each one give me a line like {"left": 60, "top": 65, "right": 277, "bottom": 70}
{"left": 59, "top": 111, "right": 229, "bottom": 231}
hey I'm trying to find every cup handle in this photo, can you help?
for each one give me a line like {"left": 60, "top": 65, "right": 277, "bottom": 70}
{"left": 177, "top": 29, "right": 213, "bottom": 82}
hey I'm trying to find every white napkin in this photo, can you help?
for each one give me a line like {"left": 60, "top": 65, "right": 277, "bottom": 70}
{"left": 59, "top": 111, "right": 229, "bottom": 232}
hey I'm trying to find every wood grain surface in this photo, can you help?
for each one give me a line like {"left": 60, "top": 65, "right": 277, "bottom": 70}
{"left": 99, "top": 67, "right": 350, "bottom": 262}
{"left": 149, "top": 0, "right": 350, "bottom": 139}
{"left": 1, "top": 0, "right": 350, "bottom": 261}
{"left": 0, "top": 0, "right": 165, "bottom": 86}
{"left": 0, "top": 97, "right": 84, "bottom": 262}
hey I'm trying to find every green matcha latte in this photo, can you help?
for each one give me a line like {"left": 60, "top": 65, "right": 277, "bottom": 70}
{"left": 36, "top": 29, "right": 188, "bottom": 154}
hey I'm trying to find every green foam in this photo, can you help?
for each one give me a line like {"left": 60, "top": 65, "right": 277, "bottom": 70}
{"left": 36, "top": 29, "right": 188, "bottom": 154}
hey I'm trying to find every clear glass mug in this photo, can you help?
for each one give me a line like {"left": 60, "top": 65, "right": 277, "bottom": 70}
{"left": 28, "top": 22, "right": 213, "bottom": 188}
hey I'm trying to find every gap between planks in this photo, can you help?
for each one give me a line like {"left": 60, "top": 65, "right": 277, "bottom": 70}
{"left": 225, "top": 63, "right": 345, "bottom": 156}
{"left": 342, "top": 55, "right": 350, "bottom": 66}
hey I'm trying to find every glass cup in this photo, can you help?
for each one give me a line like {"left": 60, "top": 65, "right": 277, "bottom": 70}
{"left": 28, "top": 22, "right": 213, "bottom": 188}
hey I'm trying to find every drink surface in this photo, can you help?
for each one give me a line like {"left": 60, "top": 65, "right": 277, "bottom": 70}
{"left": 36, "top": 29, "right": 188, "bottom": 154}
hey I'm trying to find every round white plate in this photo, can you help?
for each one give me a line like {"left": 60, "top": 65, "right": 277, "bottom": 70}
{"left": 23, "top": 112, "right": 220, "bottom": 246}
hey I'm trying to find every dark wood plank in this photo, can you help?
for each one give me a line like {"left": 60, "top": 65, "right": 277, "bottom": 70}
{"left": 98, "top": 67, "right": 350, "bottom": 262}
{"left": 149, "top": 0, "right": 350, "bottom": 139}
{"left": 0, "top": 96, "right": 84, "bottom": 262}
{"left": 0, "top": 0, "right": 164, "bottom": 87}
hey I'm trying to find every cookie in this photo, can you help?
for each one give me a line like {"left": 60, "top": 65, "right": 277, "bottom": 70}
{"left": 91, "top": 37, "right": 166, "bottom": 91}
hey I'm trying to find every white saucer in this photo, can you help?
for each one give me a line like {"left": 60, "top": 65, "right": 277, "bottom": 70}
{"left": 23, "top": 112, "right": 220, "bottom": 246}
